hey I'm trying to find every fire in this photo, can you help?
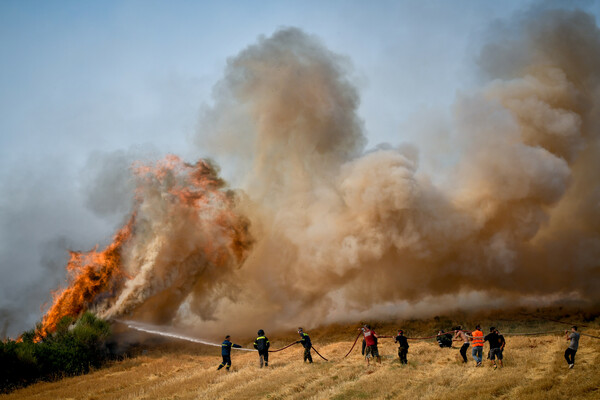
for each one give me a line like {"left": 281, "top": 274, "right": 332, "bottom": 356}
{"left": 36, "top": 218, "right": 134, "bottom": 340}
{"left": 36, "top": 155, "right": 252, "bottom": 339}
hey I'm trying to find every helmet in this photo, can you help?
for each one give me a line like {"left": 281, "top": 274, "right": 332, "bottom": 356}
{"left": 258, "top": 329, "right": 264, "bottom": 336}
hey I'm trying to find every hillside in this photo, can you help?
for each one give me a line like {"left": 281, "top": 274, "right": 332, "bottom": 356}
{"left": 3, "top": 310, "right": 599, "bottom": 400}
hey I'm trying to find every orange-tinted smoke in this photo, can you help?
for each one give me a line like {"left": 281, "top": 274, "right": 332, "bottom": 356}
{"left": 38, "top": 155, "right": 252, "bottom": 337}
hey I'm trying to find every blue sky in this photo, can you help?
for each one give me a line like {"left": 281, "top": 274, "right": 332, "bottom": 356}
{"left": 1, "top": 0, "right": 537, "bottom": 162}
{"left": 1, "top": 0, "right": 598, "bottom": 336}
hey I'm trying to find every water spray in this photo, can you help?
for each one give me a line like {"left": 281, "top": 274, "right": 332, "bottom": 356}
{"left": 118, "top": 320, "right": 257, "bottom": 351}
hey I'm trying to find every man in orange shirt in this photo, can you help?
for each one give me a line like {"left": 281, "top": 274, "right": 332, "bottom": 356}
{"left": 471, "top": 325, "right": 484, "bottom": 366}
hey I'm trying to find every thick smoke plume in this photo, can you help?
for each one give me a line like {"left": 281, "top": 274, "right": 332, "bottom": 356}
{"left": 190, "top": 9, "right": 600, "bottom": 333}
{"left": 39, "top": 7, "right": 600, "bottom": 338}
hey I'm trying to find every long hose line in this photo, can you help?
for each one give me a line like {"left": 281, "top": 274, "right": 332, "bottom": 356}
{"left": 519, "top": 312, "right": 599, "bottom": 339}
{"left": 268, "top": 341, "right": 300, "bottom": 353}
{"left": 267, "top": 341, "right": 329, "bottom": 360}
{"left": 581, "top": 333, "right": 600, "bottom": 339}
{"left": 519, "top": 312, "right": 590, "bottom": 328}
{"left": 311, "top": 345, "right": 329, "bottom": 361}
{"left": 407, "top": 331, "right": 457, "bottom": 340}
{"left": 343, "top": 332, "right": 362, "bottom": 358}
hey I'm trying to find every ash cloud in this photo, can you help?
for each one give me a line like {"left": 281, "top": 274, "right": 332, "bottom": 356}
{"left": 186, "top": 8, "right": 600, "bottom": 334}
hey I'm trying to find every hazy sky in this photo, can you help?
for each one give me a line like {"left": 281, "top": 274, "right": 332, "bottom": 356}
{"left": 1, "top": 0, "right": 598, "bottom": 337}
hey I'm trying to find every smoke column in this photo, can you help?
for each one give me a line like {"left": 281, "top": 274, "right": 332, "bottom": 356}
{"left": 39, "top": 6, "right": 600, "bottom": 338}
{"left": 189, "top": 8, "right": 600, "bottom": 333}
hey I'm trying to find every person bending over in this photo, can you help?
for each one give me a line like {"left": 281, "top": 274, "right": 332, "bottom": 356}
{"left": 296, "top": 327, "right": 313, "bottom": 363}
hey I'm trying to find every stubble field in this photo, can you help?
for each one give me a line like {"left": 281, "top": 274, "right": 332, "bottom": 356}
{"left": 2, "top": 312, "right": 599, "bottom": 400}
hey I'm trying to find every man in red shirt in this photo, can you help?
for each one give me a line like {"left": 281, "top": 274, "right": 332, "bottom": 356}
{"left": 361, "top": 324, "right": 381, "bottom": 365}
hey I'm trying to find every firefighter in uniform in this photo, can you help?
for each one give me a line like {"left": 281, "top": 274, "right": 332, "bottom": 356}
{"left": 254, "top": 329, "right": 270, "bottom": 368}
{"left": 217, "top": 335, "right": 242, "bottom": 371}
{"left": 296, "top": 327, "right": 313, "bottom": 363}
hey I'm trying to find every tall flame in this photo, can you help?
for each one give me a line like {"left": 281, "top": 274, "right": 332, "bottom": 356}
{"left": 36, "top": 155, "right": 252, "bottom": 339}
{"left": 36, "top": 218, "right": 133, "bottom": 339}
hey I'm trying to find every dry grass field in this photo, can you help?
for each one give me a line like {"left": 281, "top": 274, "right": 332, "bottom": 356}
{"left": 3, "top": 311, "right": 599, "bottom": 400}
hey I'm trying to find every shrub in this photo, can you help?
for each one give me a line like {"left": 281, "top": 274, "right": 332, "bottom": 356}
{"left": 0, "top": 312, "right": 112, "bottom": 393}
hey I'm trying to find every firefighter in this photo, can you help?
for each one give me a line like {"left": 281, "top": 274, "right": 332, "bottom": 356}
{"left": 296, "top": 327, "right": 313, "bottom": 363}
{"left": 254, "top": 329, "right": 270, "bottom": 368}
{"left": 217, "top": 335, "right": 242, "bottom": 371}
{"left": 395, "top": 329, "right": 409, "bottom": 365}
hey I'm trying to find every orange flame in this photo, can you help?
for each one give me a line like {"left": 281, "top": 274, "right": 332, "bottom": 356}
{"left": 36, "top": 155, "right": 252, "bottom": 340}
{"left": 36, "top": 217, "right": 134, "bottom": 340}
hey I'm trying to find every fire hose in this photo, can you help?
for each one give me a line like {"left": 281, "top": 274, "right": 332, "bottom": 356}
{"left": 120, "top": 319, "right": 598, "bottom": 365}
{"left": 343, "top": 330, "right": 461, "bottom": 357}
{"left": 519, "top": 312, "right": 590, "bottom": 328}
{"left": 121, "top": 321, "right": 330, "bottom": 360}
{"left": 311, "top": 346, "right": 329, "bottom": 361}
{"left": 341, "top": 324, "right": 600, "bottom": 357}
{"left": 268, "top": 341, "right": 299, "bottom": 353}
{"left": 343, "top": 332, "right": 362, "bottom": 358}
{"left": 267, "top": 341, "right": 328, "bottom": 360}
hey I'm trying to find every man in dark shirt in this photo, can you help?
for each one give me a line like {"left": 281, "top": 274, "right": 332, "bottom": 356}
{"left": 497, "top": 329, "right": 506, "bottom": 359}
{"left": 564, "top": 326, "right": 580, "bottom": 369}
{"left": 296, "top": 327, "right": 313, "bottom": 363}
{"left": 395, "top": 330, "right": 409, "bottom": 365}
{"left": 484, "top": 327, "right": 503, "bottom": 368}
{"left": 218, "top": 335, "right": 242, "bottom": 371}
{"left": 254, "top": 329, "right": 270, "bottom": 368}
